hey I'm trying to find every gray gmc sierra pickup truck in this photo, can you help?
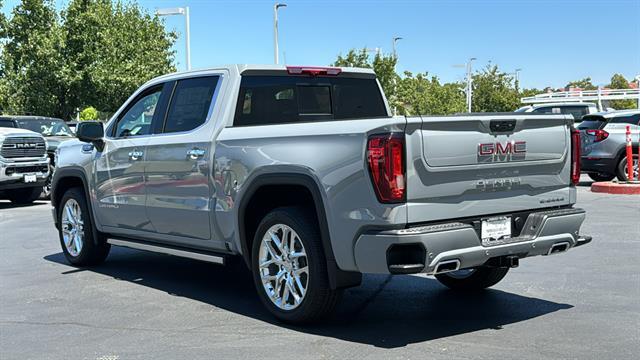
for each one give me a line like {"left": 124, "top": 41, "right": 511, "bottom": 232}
{"left": 51, "top": 65, "right": 591, "bottom": 323}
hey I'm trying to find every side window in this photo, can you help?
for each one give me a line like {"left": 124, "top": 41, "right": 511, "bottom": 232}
{"left": 532, "top": 107, "right": 556, "bottom": 114}
{"left": 114, "top": 88, "right": 162, "bottom": 138}
{"left": 163, "top": 76, "right": 219, "bottom": 133}
{"left": 609, "top": 114, "right": 640, "bottom": 126}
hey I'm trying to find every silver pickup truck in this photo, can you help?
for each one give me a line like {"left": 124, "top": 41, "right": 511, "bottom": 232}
{"left": 51, "top": 65, "right": 591, "bottom": 323}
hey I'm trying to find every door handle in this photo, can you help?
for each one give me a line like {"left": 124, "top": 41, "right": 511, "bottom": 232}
{"left": 128, "top": 150, "right": 144, "bottom": 161}
{"left": 187, "top": 148, "right": 206, "bottom": 160}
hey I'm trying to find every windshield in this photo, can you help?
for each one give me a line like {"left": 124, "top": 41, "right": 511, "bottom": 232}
{"left": 514, "top": 106, "right": 530, "bottom": 112}
{"left": 17, "top": 119, "right": 74, "bottom": 137}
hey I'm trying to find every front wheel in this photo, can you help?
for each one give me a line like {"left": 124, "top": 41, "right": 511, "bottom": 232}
{"left": 435, "top": 267, "right": 509, "bottom": 291}
{"left": 57, "top": 187, "right": 110, "bottom": 266}
{"left": 251, "top": 207, "right": 341, "bottom": 324}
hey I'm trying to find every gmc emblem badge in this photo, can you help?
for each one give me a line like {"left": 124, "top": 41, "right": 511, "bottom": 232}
{"left": 478, "top": 141, "right": 526, "bottom": 162}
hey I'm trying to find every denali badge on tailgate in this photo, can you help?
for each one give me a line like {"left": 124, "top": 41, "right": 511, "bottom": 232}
{"left": 477, "top": 140, "right": 526, "bottom": 163}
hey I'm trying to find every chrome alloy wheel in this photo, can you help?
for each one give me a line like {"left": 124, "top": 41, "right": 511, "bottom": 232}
{"left": 258, "top": 224, "right": 309, "bottom": 311}
{"left": 61, "top": 198, "right": 84, "bottom": 257}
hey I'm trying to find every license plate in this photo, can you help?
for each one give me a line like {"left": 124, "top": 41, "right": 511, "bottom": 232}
{"left": 23, "top": 174, "right": 37, "bottom": 183}
{"left": 481, "top": 216, "right": 511, "bottom": 244}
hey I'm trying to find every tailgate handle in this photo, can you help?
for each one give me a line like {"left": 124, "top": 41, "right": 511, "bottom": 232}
{"left": 490, "top": 120, "right": 516, "bottom": 133}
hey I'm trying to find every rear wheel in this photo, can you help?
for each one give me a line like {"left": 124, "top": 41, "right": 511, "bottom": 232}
{"left": 8, "top": 187, "right": 42, "bottom": 204}
{"left": 616, "top": 155, "right": 639, "bottom": 181}
{"left": 251, "top": 206, "right": 341, "bottom": 324}
{"left": 588, "top": 172, "right": 615, "bottom": 182}
{"left": 435, "top": 267, "right": 509, "bottom": 291}
{"left": 57, "top": 187, "right": 110, "bottom": 266}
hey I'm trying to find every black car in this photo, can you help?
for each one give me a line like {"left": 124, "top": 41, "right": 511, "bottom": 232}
{"left": 0, "top": 116, "right": 76, "bottom": 197}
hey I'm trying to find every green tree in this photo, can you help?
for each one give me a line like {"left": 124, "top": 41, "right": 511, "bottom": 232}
{"left": 332, "top": 48, "right": 399, "bottom": 110}
{"left": 607, "top": 73, "right": 636, "bottom": 110}
{"left": 0, "top": 0, "right": 66, "bottom": 116}
{"left": 471, "top": 65, "right": 520, "bottom": 112}
{"left": 396, "top": 72, "right": 465, "bottom": 115}
{"left": 0, "top": 0, "right": 176, "bottom": 119}
{"left": 566, "top": 77, "right": 597, "bottom": 90}
{"left": 62, "top": 0, "right": 176, "bottom": 117}
{"left": 79, "top": 106, "right": 98, "bottom": 120}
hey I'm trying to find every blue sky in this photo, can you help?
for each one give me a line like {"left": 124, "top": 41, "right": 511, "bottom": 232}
{"left": 3, "top": 0, "right": 640, "bottom": 89}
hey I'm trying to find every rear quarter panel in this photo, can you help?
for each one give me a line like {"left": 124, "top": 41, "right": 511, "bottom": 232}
{"left": 214, "top": 117, "right": 408, "bottom": 271}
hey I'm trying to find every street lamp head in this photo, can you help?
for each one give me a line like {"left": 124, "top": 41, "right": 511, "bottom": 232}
{"left": 275, "top": 3, "right": 287, "bottom": 9}
{"left": 515, "top": 68, "right": 522, "bottom": 72}
{"left": 393, "top": 37, "right": 403, "bottom": 42}
{"left": 470, "top": 57, "right": 477, "bottom": 61}
{"left": 155, "top": 7, "right": 185, "bottom": 16}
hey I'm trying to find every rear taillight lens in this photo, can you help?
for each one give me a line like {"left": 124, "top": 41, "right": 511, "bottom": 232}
{"left": 585, "top": 129, "right": 609, "bottom": 142}
{"left": 571, "top": 129, "right": 581, "bottom": 185}
{"left": 367, "top": 133, "right": 406, "bottom": 203}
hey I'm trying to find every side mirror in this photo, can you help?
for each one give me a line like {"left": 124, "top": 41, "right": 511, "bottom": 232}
{"left": 76, "top": 121, "right": 104, "bottom": 151}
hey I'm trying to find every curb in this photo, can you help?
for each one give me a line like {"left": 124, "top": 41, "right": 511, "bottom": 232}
{"left": 591, "top": 182, "right": 640, "bottom": 195}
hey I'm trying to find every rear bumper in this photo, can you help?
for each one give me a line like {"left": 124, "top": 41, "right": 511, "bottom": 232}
{"left": 581, "top": 157, "right": 617, "bottom": 174}
{"left": 353, "top": 207, "right": 589, "bottom": 274}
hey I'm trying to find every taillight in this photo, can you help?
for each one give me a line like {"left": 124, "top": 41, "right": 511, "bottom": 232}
{"left": 571, "top": 129, "right": 581, "bottom": 185}
{"left": 585, "top": 129, "right": 609, "bottom": 142}
{"left": 367, "top": 133, "right": 406, "bottom": 203}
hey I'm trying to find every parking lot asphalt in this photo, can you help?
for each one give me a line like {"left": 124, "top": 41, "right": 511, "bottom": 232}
{"left": 1, "top": 176, "right": 639, "bottom": 360}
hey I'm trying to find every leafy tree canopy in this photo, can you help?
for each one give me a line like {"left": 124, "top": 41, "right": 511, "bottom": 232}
{"left": 0, "top": 0, "right": 176, "bottom": 119}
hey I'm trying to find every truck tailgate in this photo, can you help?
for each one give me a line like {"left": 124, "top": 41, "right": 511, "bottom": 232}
{"left": 405, "top": 114, "right": 575, "bottom": 224}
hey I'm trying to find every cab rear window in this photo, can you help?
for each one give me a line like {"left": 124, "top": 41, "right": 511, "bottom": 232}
{"left": 233, "top": 75, "right": 388, "bottom": 126}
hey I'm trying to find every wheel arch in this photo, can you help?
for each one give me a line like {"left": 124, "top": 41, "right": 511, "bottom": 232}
{"left": 51, "top": 167, "right": 102, "bottom": 245}
{"left": 237, "top": 172, "right": 361, "bottom": 289}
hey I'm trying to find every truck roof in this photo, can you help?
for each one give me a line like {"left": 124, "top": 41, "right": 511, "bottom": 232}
{"left": 149, "top": 64, "right": 377, "bottom": 84}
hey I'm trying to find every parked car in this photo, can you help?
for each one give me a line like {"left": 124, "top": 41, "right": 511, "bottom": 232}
{"left": 51, "top": 65, "right": 591, "bottom": 323}
{"left": 0, "top": 116, "right": 76, "bottom": 197}
{"left": 0, "top": 127, "right": 50, "bottom": 204}
{"left": 515, "top": 102, "right": 598, "bottom": 122}
{"left": 578, "top": 110, "right": 639, "bottom": 181}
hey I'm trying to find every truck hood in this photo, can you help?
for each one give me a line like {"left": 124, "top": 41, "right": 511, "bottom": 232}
{"left": 44, "top": 136, "right": 76, "bottom": 151}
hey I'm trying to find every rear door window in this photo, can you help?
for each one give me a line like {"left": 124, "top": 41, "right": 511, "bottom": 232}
{"left": 163, "top": 76, "right": 219, "bottom": 133}
{"left": 234, "top": 75, "right": 387, "bottom": 126}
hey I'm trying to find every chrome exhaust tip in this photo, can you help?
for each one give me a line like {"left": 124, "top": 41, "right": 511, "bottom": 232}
{"left": 547, "top": 241, "right": 571, "bottom": 256}
{"left": 433, "top": 259, "right": 461, "bottom": 274}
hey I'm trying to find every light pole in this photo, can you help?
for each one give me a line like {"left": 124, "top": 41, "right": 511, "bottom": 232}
{"left": 392, "top": 36, "right": 403, "bottom": 58}
{"left": 274, "top": 3, "right": 287, "bottom": 64}
{"left": 514, "top": 68, "right": 522, "bottom": 91}
{"left": 636, "top": 75, "right": 640, "bottom": 109}
{"left": 156, "top": 7, "right": 191, "bottom": 71}
{"left": 466, "top": 57, "right": 476, "bottom": 113}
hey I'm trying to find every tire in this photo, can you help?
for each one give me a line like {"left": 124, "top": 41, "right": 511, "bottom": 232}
{"left": 588, "top": 172, "right": 615, "bottom": 182}
{"left": 616, "top": 154, "right": 639, "bottom": 182}
{"left": 8, "top": 187, "right": 42, "bottom": 204}
{"left": 57, "top": 187, "right": 110, "bottom": 266}
{"left": 251, "top": 206, "right": 341, "bottom": 324}
{"left": 435, "top": 267, "right": 509, "bottom": 291}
